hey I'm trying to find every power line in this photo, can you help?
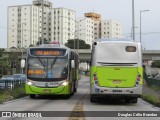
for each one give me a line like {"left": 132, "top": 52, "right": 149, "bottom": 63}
{"left": 124, "top": 32, "right": 160, "bottom": 35}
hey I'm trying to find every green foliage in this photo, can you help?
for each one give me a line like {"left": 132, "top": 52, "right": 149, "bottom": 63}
{"left": 29, "top": 44, "right": 34, "bottom": 47}
{"left": 142, "top": 94, "right": 160, "bottom": 107}
{"left": 0, "top": 86, "right": 26, "bottom": 104}
{"left": 11, "top": 86, "right": 26, "bottom": 99}
{"left": 65, "top": 39, "right": 91, "bottom": 49}
{"left": 0, "top": 48, "right": 4, "bottom": 58}
{"left": 151, "top": 61, "right": 160, "bottom": 68}
{"left": 36, "top": 38, "right": 50, "bottom": 46}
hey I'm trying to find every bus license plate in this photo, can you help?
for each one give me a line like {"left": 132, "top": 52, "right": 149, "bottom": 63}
{"left": 49, "top": 82, "right": 58, "bottom": 86}
{"left": 43, "top": 89, "right": 51, "bottom": 93}
{"left": 112, "top": 90, "right": 122, "bottom": 92}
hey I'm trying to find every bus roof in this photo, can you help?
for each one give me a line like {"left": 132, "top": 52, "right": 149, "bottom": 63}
{"left": 94, "top": 38, "right": 140, "bottom": 44}
{"left": 29, "top": 44, "right": 70, "bottom": 50}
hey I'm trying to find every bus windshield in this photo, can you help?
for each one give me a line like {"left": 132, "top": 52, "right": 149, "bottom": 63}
{"left": 27, "top": 58, "right": 68, "bottom": 79}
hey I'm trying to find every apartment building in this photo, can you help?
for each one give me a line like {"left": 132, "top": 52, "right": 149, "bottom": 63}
{"left": 101, "top": 20, "right": 122, "bottom": 38}
{"left": 76, "top": 17, "right": 94, "bottom": 47}
{"left": 7, "top": 0, "right": 52, "bottom": 48}
{"left": 51, "top": 8, "right": 76, "bottom": 45}
{"left": 7, "top": 1, "right": 122, "bottom": 49}
{"left": 85, "top": 12, "right": 122, "bottom": 40}
{"left": 85, "top": 12, "right": 101, "bottom": 41}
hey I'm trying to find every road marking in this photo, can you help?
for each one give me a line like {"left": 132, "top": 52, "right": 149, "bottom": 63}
{"left": 68, "top": 90, "right": 89, "bottom": 120}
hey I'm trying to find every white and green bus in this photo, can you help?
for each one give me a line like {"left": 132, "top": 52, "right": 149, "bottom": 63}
{"left": 25, "top": 44, "right": 79, "bottom": 98}
{"left": 90, "top": 38, "right": 143, "bottom": 103}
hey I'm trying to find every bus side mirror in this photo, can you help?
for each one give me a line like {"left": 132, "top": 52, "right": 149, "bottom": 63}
{"left": 21, "top": 59, "right": 25, "bottom": 68}
{"left": 71, "top": 60, "right": 75, "bottom": 68}
{"left": 89, "top": 59, "right": 91, "bottom": 66}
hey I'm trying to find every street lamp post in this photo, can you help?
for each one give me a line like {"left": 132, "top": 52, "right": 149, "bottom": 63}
{"left": 132, "top": 0, "right": 135, "bottom": 41}
{"left": 140, "top": 10, "right": 149, "bottom": 43}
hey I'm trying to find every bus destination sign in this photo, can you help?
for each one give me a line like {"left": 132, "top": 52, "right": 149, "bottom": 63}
{"left": 30, "top": 49, "right": 66, "bottom": 56}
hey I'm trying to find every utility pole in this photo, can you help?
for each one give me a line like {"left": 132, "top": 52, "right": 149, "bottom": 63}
{"left": 132, "top": 0, "right": 135, "bottom": 41}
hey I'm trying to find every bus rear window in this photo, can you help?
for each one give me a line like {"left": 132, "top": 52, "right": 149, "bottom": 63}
{"left": 126, "top": 46, "right": 136, "bottom": 52}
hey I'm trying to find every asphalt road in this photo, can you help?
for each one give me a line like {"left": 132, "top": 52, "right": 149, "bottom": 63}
{"left": 0, "top": 76, "right": 159, "bottom": 120}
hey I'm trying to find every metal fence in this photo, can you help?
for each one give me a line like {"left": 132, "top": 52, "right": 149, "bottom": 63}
{"left": 144, "top": 72, "right": 160, "bottom": 87}
{"left": 0, "top": 80, "right": 25, "bottom": 91}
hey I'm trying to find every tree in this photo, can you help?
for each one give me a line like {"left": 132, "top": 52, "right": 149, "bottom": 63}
{"left": 151, "top": 61, "right": 160, "bottom": 68}
{"left": 0, "top": 48, "right": 4, "bottom": 58}
{"left": 36, "top": 38, "right": 50, "bottom": 46}
{"left": 29, "top": 44, "right": 34, "bottom": 47}
{"left": 65, "top": 39, "right": 91, "bottom": 49}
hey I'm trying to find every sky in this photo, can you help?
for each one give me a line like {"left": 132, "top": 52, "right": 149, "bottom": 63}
{"left": 0, "top": 0, "right": 160, "bottom": 50}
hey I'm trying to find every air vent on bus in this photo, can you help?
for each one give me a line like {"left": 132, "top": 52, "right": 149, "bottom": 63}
{"left": 97, "top": 62, "right": 137, "bottom": 66}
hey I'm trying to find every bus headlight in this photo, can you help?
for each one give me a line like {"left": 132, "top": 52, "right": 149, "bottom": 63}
{"left": 26, "top": 80, "right": 35, "bottom": 86}
{"left": 62, "top": 81, "right": 68, "bottom": 86}
{"left": 59, "top": 80, "right": 68, "bottom": 86}
{"left": 27, "top": 81, "right": 32, "bottom": 85}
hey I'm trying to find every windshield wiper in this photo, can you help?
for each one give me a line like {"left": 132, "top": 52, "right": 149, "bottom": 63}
{"left": 51, "top": 57, "right": 57, "bottom": 68}
{"left": 38, "top": 57, "right": 45, "bottom": 68}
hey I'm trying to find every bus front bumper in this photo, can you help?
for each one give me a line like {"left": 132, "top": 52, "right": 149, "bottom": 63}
{"left": 25, "top": 84, "right": 70, "bottom": 95}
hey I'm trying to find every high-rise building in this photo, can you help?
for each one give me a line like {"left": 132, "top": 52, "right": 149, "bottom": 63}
{"left": 85, "top": 12, "right": 122, "bottom": 41}
{"left": 7, "top": 0, "right": 76, "bottom": 48}
{"left": 76, "top": 17, "right": 94, "bottom": 47}
{"left": 7, "top": 0, "right": 52, "bottom": 48}
{"left": 51, "top": 8, "right": 76, "bottom": 45}
{"left": 101, "top": 20, "right": 122, "bottom": 38}
{"left": 85, "top": 12, "right": 101, "bottom": 40}
{"left": 7, "top": 1, "right": 122, "bottom": 49}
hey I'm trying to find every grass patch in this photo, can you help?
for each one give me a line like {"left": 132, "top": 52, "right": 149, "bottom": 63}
{"left": 0, "top": 91, "right": 11, "bottom": 104}
{"left": 0, "top": 86, "right": 27, "bottom": 104}
{"left": 11, "top": 86, "right": 26, "bottom": 99}
{"left": 142, "top": 94, "right": 160, "bottom": 107}
{"left": 150, "top": 85, "right": 160, "bottom": 91}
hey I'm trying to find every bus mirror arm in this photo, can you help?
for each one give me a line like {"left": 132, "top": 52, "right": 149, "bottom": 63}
{"left": 71, "top": 60, "right": 75, "bottom": 69}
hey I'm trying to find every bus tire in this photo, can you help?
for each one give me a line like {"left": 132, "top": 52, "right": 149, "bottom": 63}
{"left": 74, "top": 81, "right": 77, "bottom": 93}
{"left": 30, "top": 94, "right": 36, "bottom": 99}
{"left": 125, "top": 98, "right": 131, "bottom": 103}
{"left": 90, "top": 95, "right": 96, "bottom": 103}
{"left": 64, "top": 95, "right": 70, "bottom": 99}
{"left": 132, "top": 98, "right": 138, "bottom": 103}
{"left": 74, "top": 80, "right": 78, "bottom": 93}
{"left": 74, "top": 87, "right": 77, "bottom": 93}
{"left": 71, "top": 83, "right": 74, "bottom": 96}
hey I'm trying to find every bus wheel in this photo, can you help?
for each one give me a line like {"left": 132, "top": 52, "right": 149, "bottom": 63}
{"left": 125, "top": 98, "right": 131, "bottom": 103}
{"left": 74, "top": 81, "right": 78, "bottom": 93}
{"left": 132, "top": 98, "right": 138, "bottom": 103}
{"left": 90, "top": 95, "right": 96, "bottom": 103}
{"left": 74, "top": 84, "right": 77, "bottom": 93}
{"left": 74, "top": 88, "right": 77, "bottom": 92}
{"left": 64, "top": 95, "right": 70, "bottom": 99}
{"left": 71, "top": 84, "right": 74, "bottom": 96}
{"left": 30, "top": 94, "right": 36, "bottom": 99}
